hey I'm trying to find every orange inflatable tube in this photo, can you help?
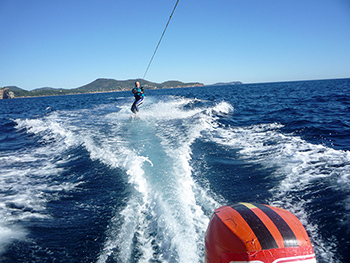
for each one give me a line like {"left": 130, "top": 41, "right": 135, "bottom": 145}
{"left": 205, "top": 203, "right": 316, "bottom": 263}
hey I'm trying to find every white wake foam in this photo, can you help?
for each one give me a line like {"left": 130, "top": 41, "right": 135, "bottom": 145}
{"left": 96, "top": 97, "right": 221, "bottom": 262}
{"left": 4, "top": 95, "right": 347, "bottom": 263}
{"left": 0, "top": 116, "right": 82, "bottom": 252}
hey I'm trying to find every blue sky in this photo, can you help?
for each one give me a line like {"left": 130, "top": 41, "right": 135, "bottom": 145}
{"left": 1, "top": 0, "right": 349, "bottom": 90}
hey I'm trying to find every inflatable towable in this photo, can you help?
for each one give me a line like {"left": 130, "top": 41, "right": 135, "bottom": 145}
{"left": 205, "top": 203, "right": 316, "bottom": 263}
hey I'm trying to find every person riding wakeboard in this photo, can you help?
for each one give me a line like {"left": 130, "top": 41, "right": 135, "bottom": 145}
{"left": 131, "top": 81, "right": 145, "bottom": 114}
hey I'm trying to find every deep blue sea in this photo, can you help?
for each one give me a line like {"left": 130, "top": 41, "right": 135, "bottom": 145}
{"left": 0, "top": 79, "right": 349, "bottom": 263}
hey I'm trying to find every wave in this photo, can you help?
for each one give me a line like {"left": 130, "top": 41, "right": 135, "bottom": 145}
{"left": 0, "top": 116, "right": 82, "bottom": 253}
{"left": 96, "top": 97, "right": 222, "bottom": 262}
{"left": 209, "top": 122, "right": 350, "bottom": 262}
{"left": 1, "top": 94, "right": 348, "bottom": 262}
{"left": 2, "top": 96, "right": 223, "bottom": 262}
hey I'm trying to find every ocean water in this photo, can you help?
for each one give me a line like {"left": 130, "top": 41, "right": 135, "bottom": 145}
{"left": 0, "top": 78, "right": 349, "bottom": 263}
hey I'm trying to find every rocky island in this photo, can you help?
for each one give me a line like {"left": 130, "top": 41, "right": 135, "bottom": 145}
{"left": 0, "top": 88, "right": 15, "bottom": 99}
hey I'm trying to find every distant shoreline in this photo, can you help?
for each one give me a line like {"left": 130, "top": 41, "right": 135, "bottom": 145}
{"left": 0, "top": 78, "right": 206, "bottom": 99}
{"left": 9, "top": 89, "right": 124, "bottom": 99}
{"left": 6, "top": 77, "right": 348, "bottom": 100}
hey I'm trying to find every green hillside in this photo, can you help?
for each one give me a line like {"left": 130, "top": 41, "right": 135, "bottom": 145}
{"left": 2, "top": 79, "right": 204, "bottom": 98}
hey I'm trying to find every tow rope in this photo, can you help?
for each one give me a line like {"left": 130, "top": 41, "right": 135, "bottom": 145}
{"left": 143, "top": 0, "right": 180, "bottom": 79}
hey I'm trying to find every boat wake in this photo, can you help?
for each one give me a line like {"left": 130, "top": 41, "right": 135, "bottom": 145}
{"left": 1, "top": 94, "right": 347, "bottom": 262}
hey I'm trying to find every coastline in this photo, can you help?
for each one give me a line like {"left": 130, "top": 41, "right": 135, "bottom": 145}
{"left": 0, "top": 79, "right": 205, "bottom": 99}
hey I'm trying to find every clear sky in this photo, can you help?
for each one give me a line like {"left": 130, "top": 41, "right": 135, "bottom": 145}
{"left": 1, "top": 0, "right": 349, "bottom": 90}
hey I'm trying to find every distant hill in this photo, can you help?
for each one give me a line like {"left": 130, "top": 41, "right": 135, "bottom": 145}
{"left": 5, "top": 86, "right": 25, "bottom": 92}
{"left": 75, "top": 79, "right": 204, "bottom": 93}
{"left": 32, "top": 87, "right": 58, "bottom": 91}
{"left": 160, "top": 80, "right": 204, "bottom": 89}
{"left": 75, "top": 79, "right": 142, "bottom": 93}
{"left": 2, "top": 86, "right": 31, "bottom": 97}
{"left": 1, "top": 79, "right": 204, "bottom": 98}
{"left": 208, "top": 81, "right": 243, "bottom": 86}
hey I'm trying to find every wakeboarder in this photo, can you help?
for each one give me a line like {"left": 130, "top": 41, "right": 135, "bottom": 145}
{"left": 131, "top": 81, "right": 145, "bottom": 114}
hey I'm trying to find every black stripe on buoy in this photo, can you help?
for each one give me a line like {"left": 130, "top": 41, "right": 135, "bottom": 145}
{"left": 231, "top": 204, "right": 278, "bottom": 250}
{"left": 254, "top": 204, "right": 299, "bottom": 247}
